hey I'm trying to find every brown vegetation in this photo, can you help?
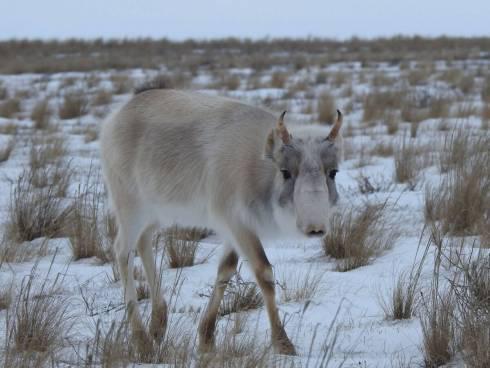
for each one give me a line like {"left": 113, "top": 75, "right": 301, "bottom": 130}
{"left": 323, "top": 201, "right": 397, "bottom": 271}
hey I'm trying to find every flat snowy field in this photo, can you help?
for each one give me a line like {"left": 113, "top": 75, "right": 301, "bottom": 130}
{"left": 0, "top": 60, "right": 488, "bottom": 367}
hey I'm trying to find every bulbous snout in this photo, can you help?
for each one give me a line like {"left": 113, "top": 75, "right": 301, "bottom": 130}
{"left": 295, "top": 190, "right": 330, "bottom": 238}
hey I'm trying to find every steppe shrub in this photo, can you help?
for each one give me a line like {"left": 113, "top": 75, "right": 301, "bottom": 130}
{"left": 277, "top": 266, "right": 323, "bottom": 303}
{"left": 384, "top": 111, "right": 399, "bottom": 135}
{"left": 394, "top": 137, "right": 420, "bottom": 188}
{"left": 220, "top": 271, "right": 263, "bottom": 316}
{"left": 3, "top": 262, "right": 73, "bottom": 366}
{"left": 317, "top": 92, "right": 336, "bottom": 124}
{"left": 270, "top": 71, "right": 287, "bottom": 89}
{"left": 161, "top": 226, "right": 210, "bottom": 268}
{"left": 111, "top": 73, "right": 133, "bottom": 94}
{"left": 420, "top": 289, "right": 456, "bottom": 367}
{"left": 481, "top": 103, "right": 490, "bottom": 124}
{"left": 456, "top": 253, "right": 490, "bottom": 367}
{"left": 31, "top": 99, "right": 51, "bottom": 129}
{"left": 0, "top": 81, "right": 8, "bottom": 99}
{"left": 323, "top": 201, "right": 397, "bottom": 271}
{"left": 0, "top": 121, "right": 18, "bottom": 134}
{"left": 429, "top": 96, "right": 450, "bottom": 119}
{"left": 5, "top": 168, "right": 72, "bottom": 243}
{"left": 58, "top": 90, "right": 88, "bottom": 119}
{"left": 378, "top": 236, "right": 430, "bottom": 320}
{"left": 481, "top": 76, "right": 490, "bottom": 103}
{"left": 0, "top": 284, "right": 12, "bottom": 310}
{"left": 425, "top": 133, "right": 489, "bottom": 235}
{"left": 0, "top": 98, "right": 21, "bottom": 118}
{"left": 29, "top": 136, "right": 67, "bottom": 170}
{"left": 68, "top": 167, "right": 110, "bottom": 262}
{"left": 0, "top": 138, "right": 15, "bottom": 163}
{"left": 92, "top": 89, "right": 112, "bottom": 106}
{"left": 362, "top": 89, "right": 405, "bottom": 122}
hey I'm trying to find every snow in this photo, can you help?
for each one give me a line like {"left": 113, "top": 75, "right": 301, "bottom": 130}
{"left": 0, "top": 62, "right": 486, "bottom": 367}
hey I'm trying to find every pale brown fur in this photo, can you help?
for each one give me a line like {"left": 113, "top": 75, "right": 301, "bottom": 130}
{"left": 100, "top": 89, "right": 342, "bottom": 355}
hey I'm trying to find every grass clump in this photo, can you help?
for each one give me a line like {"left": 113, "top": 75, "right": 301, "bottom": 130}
{"left": 161, "top": 226, "right": 210, "bottom": 268}
{"left": 317, "top": 92, "right": 336, "bottom": 124}
{"left": 30, "top": 99, "right": 52, "bottom": 129}
{"left": 0, "top": 98, "right": 21, "bottom": 118}
{"left": 68, "top": 167, "right": 110, "bottom": 263}
{"left": 5, "top": 168, "right": 71, "bottom": 243}
{"left": 58, "top": 90, "right": 88, "bottom": 119}
{"left": 0, "top": 138, "right": 15, "bottom": 163}
{"left": 220, "top": 270, "right": 263, "bottom": 316}
{"left": 277, "top": 266, "right": 323, "bottom": 304}
{"left": 323, "top": 201, "right": 397, "bottom": 271}
{"left": 3, "top": 261, "right": 74, "bottom": 367}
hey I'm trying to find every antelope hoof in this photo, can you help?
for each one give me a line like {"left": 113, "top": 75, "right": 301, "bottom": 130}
{"left": 150, "top": 304, "right": 168, "bottom": 341}
{"left": 273, "top": 334, "right": 296, "bottom": 356}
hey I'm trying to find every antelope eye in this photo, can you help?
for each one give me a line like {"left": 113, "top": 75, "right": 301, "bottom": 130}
{"left": 329, "top": 169, "right": 338, "bottom": 179}
{"left": 280, "top": 169, "right": 291, "bottom": 180}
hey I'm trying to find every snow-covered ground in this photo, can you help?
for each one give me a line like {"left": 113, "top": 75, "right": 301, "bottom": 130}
{"left": 0, "top": 60, "right": 488, "bottom": 367}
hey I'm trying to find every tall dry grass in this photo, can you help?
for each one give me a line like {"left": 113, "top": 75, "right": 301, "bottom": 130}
{"left": 323, "top": 201, "right": 398, "bottom": 271}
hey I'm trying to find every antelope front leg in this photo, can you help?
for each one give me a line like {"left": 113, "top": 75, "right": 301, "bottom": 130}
{"left": 231, "top": 224, "right": 296, "bottom": 356}
{"left": 198, "top": 248, "right": 238, "bottom": 352}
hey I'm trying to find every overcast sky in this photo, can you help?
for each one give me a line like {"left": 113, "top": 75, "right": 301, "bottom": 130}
{"left": 1, "top": 0, "right": 489, "bottom": 40}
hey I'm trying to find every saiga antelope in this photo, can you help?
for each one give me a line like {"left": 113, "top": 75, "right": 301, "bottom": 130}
{"left": 100, "top": 88, "right": 343, "bottom": 355}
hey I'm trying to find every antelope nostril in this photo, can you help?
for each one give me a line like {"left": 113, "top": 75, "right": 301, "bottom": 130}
{"left": 308, "top": 229, "right": 325, "bottom": 237}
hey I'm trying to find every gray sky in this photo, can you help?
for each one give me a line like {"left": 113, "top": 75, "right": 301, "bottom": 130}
{"left": 1, "top": 0, "right": 489, "bottom": 40}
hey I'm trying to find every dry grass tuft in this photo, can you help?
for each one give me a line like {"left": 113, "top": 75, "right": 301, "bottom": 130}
{"left": 68, "top": 168, "right": 110, "bottom": 263}
{"left": 317, "top": 92, "right": 336, "bottom": 124}
{"left": 3, "top": 261, "right": 74, "bottom": 366}
{"left": 29, "top": 136, "right": 67, "bottom": 170}
{"left": 0, "top": 98, "right": 21, "bottom": 118}
{"left": 0, "top": 81, "right": 7, "bottom": 99}
{"left": 419, "top": 226, "right": 489, "bottom": 368}
{"left": 371, "top": 141, "right": 394, "bottom": 157}
{"left": 4, "top": 168, "right": 72, "bottom": 243}
{"left": 323, "top": 201, "right": 397, "bottom": 271}
{"left": 363, "top": 89, "right": 405, "bottom": 123}
{"left": 169, "top": 226, "right": 212, "bottom": 241}
{"left": 0, "top": 121, "right": 18, "bottom": 135}
{"left": 481, "top": 103, "right": 490, "bottom": 125}
{"left": 438, "top": 128, "right": 474, "bottom": 173}
{"left": 30, "top": 161, "right": 72, "bottom": 198}
{"left": 380, "top": 272, "right": 418, "bottom": 320}
{"left": 425, "top": 133, "right": 489, "bottom": 235}
{"left": 161, "top": 226, "right": 208, "bottom": 268}
{"left": 384, "top": 111, "right": 399, "bottom": 135}
{"left": 83, "top": 125, "right": 98, "bottom": 143}
{"left": 110, "top": 73, "right": 134, "bottom": 94}
{"left": 0, "top": 283, "right": 12, "bottom": 310}
{"left": 30, "top": 99, "right": 51, "bottom": 129}
{"left": 0, "top": 138, "right": 15, "bottom": 163}
{"left": 455, "top": 252, "right": 490, "bottom": 367}
{"left": 270, "top": 71, "right": 287, "bottom": 89}
{"left": 92, "top": 89, "right": 113, "bottom": 106}
{"left": 429, "top": 96, "right": 450, "bottom": 119}
{"left": 378, "top": 237, "right": 430, "bottom": 320}
{"left": 420, "top": 289, "right": 456, "bottom": 367}
{"left": 277, "top": 266, "right": 323, "bottom": 303}
{"left": 58, "top": 90, "right": 88, "bottom": 119}
{"left": 393, "top": 137, "right": 420, "bottom": 189}
{"left": 220, "top": 270, "right": 263, "bottom": 316}
{"left": 481, "top": 76, "right": 490, "bottom": 103}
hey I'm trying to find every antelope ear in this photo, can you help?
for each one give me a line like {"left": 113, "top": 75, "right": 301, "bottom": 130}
{"left": 265, "top": 111, "right": 291, "bottom": 158}
{"left": 327, "top": 110, "right": 343, "bottom": 141}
